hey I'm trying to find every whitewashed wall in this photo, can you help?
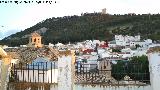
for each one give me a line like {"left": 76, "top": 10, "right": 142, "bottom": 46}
{"left": 74, "top": 85, "right": 151, "bottom": 90}
{"left": 58, "top": 56, "right": 73, "bottom": 90}
{"left": 148, "top": 53, "right": 160, "bottom": 90}
{"left": 49, "top": 85, "right": 151, "bottom": 90}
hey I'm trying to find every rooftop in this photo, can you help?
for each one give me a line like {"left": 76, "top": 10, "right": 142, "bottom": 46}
{"left": 31, "top": 32, "right": 41, "bottom": 37}
{"left": 4, "top": 47, "right": 74, "bottom": 63}
{"left": 147, "top": 46, "right": 160, "bottom": 53}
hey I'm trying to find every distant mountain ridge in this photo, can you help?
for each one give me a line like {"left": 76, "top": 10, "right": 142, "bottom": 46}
{"left": 1, "top": 13, "right": 160, "bottom": 46}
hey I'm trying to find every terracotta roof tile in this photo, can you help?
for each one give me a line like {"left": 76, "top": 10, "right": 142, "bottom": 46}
{"left": 31, "top": 32, "right": 41, "bottom": 37}
{"left": 147, "top": 46, "right": 160, "bottom": 53}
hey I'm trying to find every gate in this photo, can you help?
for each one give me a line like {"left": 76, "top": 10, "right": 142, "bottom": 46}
{"left": 7, "top": 60, "right": 58, "bottom": 90}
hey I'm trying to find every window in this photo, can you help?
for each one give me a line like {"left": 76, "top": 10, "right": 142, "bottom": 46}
{"left": 34, "top": 38, "right": 36, "bottom": 42}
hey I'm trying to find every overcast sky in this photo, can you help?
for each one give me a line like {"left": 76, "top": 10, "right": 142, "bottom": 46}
{"left": 0, "top": 0, "right": 160, "bottom": 40}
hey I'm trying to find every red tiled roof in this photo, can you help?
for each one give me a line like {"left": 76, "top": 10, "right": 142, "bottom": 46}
{"left": 99, "top": 42, "right": 108, "bottom": 48}
{"left": 83, "top": 49, "right": 94, "bottom": 54}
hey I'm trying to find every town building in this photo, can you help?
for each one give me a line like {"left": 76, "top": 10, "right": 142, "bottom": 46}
{"left": 28, "top": 32, "right": 43, "bottom": 48}
{"left": 115, "top": 35, "right": 140, "bottom": 46}
{"left": 98, "top": 58, "right": 111, "bottom": 76}
{"left": 108, "top": 41, "right": 117, "bottom": 47}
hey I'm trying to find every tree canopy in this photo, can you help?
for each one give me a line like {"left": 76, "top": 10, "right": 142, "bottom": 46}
{"left": 111, "top": 55, "right": 149, "bottom": 83}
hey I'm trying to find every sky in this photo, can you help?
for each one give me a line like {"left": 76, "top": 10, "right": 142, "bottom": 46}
{"left": 0, "top": 0, "right": 160, "bottom": 40}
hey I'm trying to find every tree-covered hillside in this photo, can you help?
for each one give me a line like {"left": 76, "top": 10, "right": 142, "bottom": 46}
{"left": 1, "top": 13, "right": 160, "bottom": 46}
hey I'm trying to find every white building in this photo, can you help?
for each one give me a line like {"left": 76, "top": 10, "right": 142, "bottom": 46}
{"left": 130, "top": 39, "right": 153, "bottom": 47}
{"left": 121, "top": 47, "right": 148, "bottom": 57}
{"left": 143, "top": 39, "right": 153, "bottom": 47}
{"left": 108, "top": 40, "right": 116, "bottom": 47}
{"left": 76, "top": 54, "right": 98, "bottom": 72}
{"left": 93, "top": 40, "right": 101, "bottom": 45}
{"left": 55, "top": 42, "right": 64, "bottom": 47}
{"left": 115, "top": 35, "right": 140, "bottom": 46}
{"left": 48, "top": 43, "right": 54, "bottom": 47}
{"left": 121, "top": 48, "right": 132, "bottom": 52}
{"left": 117, "top": 52, "right": 131, "bottom": 58}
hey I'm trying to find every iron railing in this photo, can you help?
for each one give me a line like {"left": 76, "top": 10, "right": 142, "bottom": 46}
{"left": 9, "top": 61, "right": 58, "bottom": 84}
{"left": 75, "top": 60, "right": 150, "bottom": 85}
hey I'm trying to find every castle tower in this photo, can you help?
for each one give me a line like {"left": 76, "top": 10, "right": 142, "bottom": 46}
{"left": 102, "top": 8, "right": 106, "bottom": 14}
{"left": 28, "top": 32, "right": 42, "bottom": 48}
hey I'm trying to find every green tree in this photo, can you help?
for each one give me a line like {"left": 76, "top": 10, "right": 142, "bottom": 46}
{"left": 111, "top": 55, "right": 150, "bottom": 83}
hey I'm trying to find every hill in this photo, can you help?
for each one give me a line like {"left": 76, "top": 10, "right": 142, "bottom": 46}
{"left": 1, "top": 13, "right": 160, "bottom": 46}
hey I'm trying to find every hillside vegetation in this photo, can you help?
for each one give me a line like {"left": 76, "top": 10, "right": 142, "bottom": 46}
{"left": 1, "top": 13, "right": 160, "bottom": 46}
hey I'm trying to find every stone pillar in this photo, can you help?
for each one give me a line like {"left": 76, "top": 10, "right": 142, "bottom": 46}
{"left": 148, "top": 52, "right": 160, "bottom": 90}
{"left": 57, "top": 50, "right": 75, "bottom": 90}
{"left": 0, "top": 57, "right": 10, "bottom": 90}
{"left": 0, "top": 47, "right": 11, "bottom": 90}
